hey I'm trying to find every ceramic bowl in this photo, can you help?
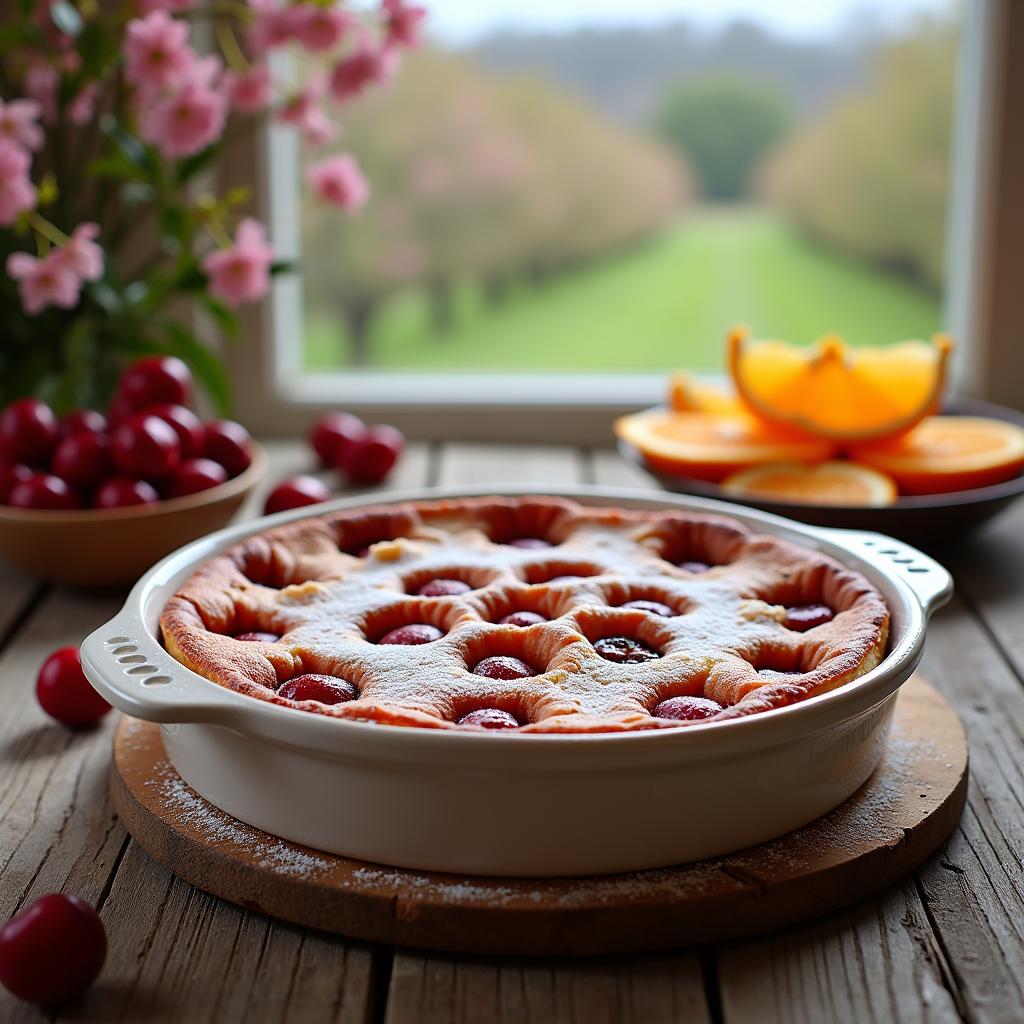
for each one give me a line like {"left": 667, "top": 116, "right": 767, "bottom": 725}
{"left": 81, "top": 485, "right": 952, "bottom": 876}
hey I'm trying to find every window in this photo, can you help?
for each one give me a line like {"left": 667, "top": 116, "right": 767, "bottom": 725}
{"left": 226, "top": 0, "right": 1023, "bottom": 439}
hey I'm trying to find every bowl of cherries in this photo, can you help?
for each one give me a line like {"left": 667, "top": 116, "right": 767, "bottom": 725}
{"left": 0, "top": 356, "right": 265, "bottom": 587}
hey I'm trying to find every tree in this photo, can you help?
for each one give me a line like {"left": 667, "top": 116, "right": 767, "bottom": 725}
{"left": 654, "top": 77, "right": 792, "bottom": 200}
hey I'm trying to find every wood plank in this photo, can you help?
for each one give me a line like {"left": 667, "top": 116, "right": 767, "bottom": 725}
{"left": 436, "top": 444, "right": 580, "bottom": 490}
{"left": 586, "top": 448, "right": 659, "bottom": 490}
{"left": 0, "top": 569, "right": 43, "bottom": 648}
{"left": 1, "top": 439, "right": 431, "bottom": 1021}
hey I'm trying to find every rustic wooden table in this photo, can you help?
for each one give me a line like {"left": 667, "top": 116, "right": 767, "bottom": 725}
{"left": 2, "top": 441, "right": 1022, "bottom": 1024}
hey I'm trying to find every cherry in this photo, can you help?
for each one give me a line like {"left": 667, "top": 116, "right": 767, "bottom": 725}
{"left": 785, "top": 604, "right": 834, "bottom": 632}
{"left": 678, "top": 561, "right": 711, "bottom": 574}
{"left": 8, "top": 474, "right": 80, "bottom": 510}
{"left": 506, "top": 537, "right": 551, "bottom": 549}
{"left": 340, "top": 424, "right": 404, "bottom": 485}
{"left": 278, "top": 674, "right": 357, "bottom": 704}
{"left": 234, "top": 631, "right": 279, "bottom": 643}
{"left": 203, "top": 420, "right": 252, "bottom": 478}
{"left": 116, "top": 354, "right": 191, "bottom": 411}
{"left": 144, "top": 403, "right": 204, "bottom": 459}
{"left": 36, "top": 646, "right": 111, "bottom": 727}
{"left": 593, "top": 636, "right": 660, "bottom": 664}
{"left": 0, "top": 462, "right": 33, "bottom": 503}
{"left": 458, "top": 708, "right": 520, "bottom": 729}
{"left": 417, "top": 578, "right": 471, "bottom": 597}
{"left": 621, "top": 599, "right": 675, "bottom": 617}
{"left": 164, "top": 458, "right": 228, "bottom": 499}
{"left": 264, "top": 475, "right": 331, "bottom": 515}
{"left": 51, "top": 431, "right": 113, "bottom": 492}
{"left": 379, "top": 623, "right": 444, "bottom": 645}
{"left": 0, "top": 398, "right": 58, "bottom": 466}
{"left": 57, "top": 409, "right": 106, "bottom": 441}
{"left": 311, "top": 411, "right": 366, "bottom": 466}
{"left": 94, "top": 478, "right": 160, "bottom": 509}
{"left": 106, "top": 392, "right": 137, "bottom": 429}
{"left": 472, "top": 655, "right": 534, "bottom": 680}
{"left": 112, "top": 413, "right": 181, "bottom": 481}
{"left": 0, "top": 893, "right": 106, "bottom": 1004}
{"left": 652, "top": 695, "right": 723, "bottom": 721}
{"left": 500, "top": 610, "right": 547, "bottom": 627}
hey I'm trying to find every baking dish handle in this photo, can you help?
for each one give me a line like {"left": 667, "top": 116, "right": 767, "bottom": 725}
{"left": 812, "top": 528, "right": 953, "bottom": 617}
{"left": 80, "top": 609, "right": 242, "bottom": 725}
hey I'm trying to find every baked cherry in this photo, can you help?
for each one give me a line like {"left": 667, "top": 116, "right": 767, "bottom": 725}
{"left": 0, "top": 462, "right": 33, "bottom": 503}
{"left": 621, "top": 599, "right": 675, "bottom": 617}
{"left": 264, "top": 475, "right": 331, "bottom": 515}
{"left": 112, "top": 413, "right": 181, "bottom": 481}
{"left": 417, "top": 578, "right": 471, "bottom": 597}
{"left": 472, "top": 655, "right": 534, "bottom": 680}
{"left": 652, "top": 695, "right": 723, "bottom": 721}
{"left": 164, "top": 458, "right": 228, "bottom": 499}
{"left": 340, "top": 424, "right": 404, "bottom": 485}
{"left": 593, "top": 636, "right": 660, "bottom": 664}
{"left": 57, "top": 408, "right": 107, "bottom": 441}
{"left": 458, "top": 708, "right": 520, "bottom": 729}
{"left": 51, "top": 431, "right": 113, "bottom": 492}
{"left": 785, "top": 604, "right": 834, "bottom": 631}
{"left": 144, "top": 403, "right": 204, "bottom": 459}
{"left": 506, "top": 537, "right": 551, "bottom": 549}
{"left": 93, "top": 477, "right": 160, "bottom": 509}
{"left": 8, "top": 474, "right": 80, "bottom": 510}
{"left": 500, "top": 610, "right": 547, "bottom": 627}
{"left": 0, "top": 398, "right": 58, "bottom": 465}
{"left": 311, "top": 411, "right": 366, "bottom": 466}
{"left": 36, "top": 646, "right": 111, "bottom": 727}
{"left": 203, "top": 420, "right": 252, "bottom": 478}
{"left": 278, "top": 674, "right": 357, "bottom": 704}
{"left": 234, "top": 631, "right": 279, "bottom": 643}
{"left": 0, "top": 893, "right": 106, "bottom": 1004}
{"left": 379, "top": 623, "right": 444, "bottom": 645}
{"left": 678, "top": 561, "right": 711, "bottom": 574}
{"left": 116, "top": 354, "right": 191, "bottom": 411}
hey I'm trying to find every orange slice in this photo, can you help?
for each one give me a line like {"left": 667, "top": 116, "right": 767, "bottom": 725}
{"left": 615, "top": 409, "right": 836, "bottom": 482}
{"left": 849, "top": 416, "right": 1024, "bottom": 494}
{"left": 669, "top": 373, "right": 746, "bottom": 416}
{"left": 729, "top": 327, "right": 953, "bottom": 441}
{"left": 722, "top": 461, "right": 898, "bottom": 507}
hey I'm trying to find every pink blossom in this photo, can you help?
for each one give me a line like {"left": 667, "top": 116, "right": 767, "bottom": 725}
{"left": 0, "top": 99, "right": 43, "bottom": 151}
{"left": 53, "top": 223, "right": 104, "bottom": 282}
{"left": 24, "top": 63, "right": 58, "bottom": 125}
{"left": 307, "top": 154, "right": 369, "bottom": 210}
{"left": 382, "top": 0, "right": 426, "bottom": 50}
{"left": 278, "top": 76, "right": 336, "bottom": 145}
{"left": 291, "top": 4, "right": 351, "bottom": 52}
{"left": 68, "top": 83, "right": 100, "bottom": 126}
{"left": 248, "top": 0, "right": 302, "bottom": 54}
{"left": 124, "top": 11, "right": 194, "bottom": 95}
{"left": 201, "top": 218, "right": 274, "bottom": 307}
{"left": 140, "top": 57, "right": 228, "bottom": 158}
{"left": 328, "top": 42, "right": 397, "bottom": 102}
{"left": 6, "top": 250, "right": 81, "bottom": 315}
{"left": 139, "top": 0, "right": 193, "bottom": 14}
{"left": 0, "top": 142, "right": 35, "bottom": 226}
{"left": 221, "top": 65, "right": 273, "bottom": 113}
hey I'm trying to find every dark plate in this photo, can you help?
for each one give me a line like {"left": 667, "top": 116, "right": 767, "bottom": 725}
{"left": 618, "top": 397, "right": 1024, "bottom": 544}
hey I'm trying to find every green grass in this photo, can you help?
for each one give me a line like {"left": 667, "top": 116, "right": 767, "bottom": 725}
{"left": 303, "top": 208, "right": 943, "bottom": 373}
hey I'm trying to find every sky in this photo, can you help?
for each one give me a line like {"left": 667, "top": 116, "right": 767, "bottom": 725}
{"left": 428, "top": 0, "right": 950, "bottom": 44}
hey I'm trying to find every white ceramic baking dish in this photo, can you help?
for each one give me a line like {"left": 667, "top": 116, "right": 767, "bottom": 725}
{"left": 82, "top": 486, "right": 952, "bottom": 877}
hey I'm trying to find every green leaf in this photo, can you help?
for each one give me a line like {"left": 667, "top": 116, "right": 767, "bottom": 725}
{"left": 200, "top": 295, "right": 240, "bottom": 340}
{"left": 76, "top": 21, "right": 117, "bottom": 78}
{"left": 160, "top": 321, "right": 232, "bottom": 414}
{"left": 175, "top": 145, "right": 219, "bottom": 185}
{"left": 269, "top": 260, "right": 295, "bottom": 276}
{"left": 49, "top": 0, "right": 82, "bottom": 37}
{"left": 100, "top": 116, "right": 156, "bottom": 177}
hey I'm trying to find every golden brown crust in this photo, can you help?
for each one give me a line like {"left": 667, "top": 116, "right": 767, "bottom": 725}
{"left": 160, "top": 497, "right": 889, "bottom": 732}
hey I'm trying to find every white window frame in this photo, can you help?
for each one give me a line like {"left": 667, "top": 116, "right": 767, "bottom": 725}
{"left": 223, "top": 0, "right": 1023, "bottom": 441}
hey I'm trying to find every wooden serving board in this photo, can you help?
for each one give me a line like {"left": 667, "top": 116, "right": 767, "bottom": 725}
{"left": 110, "top": 675, "right": 967, "bottom": 956}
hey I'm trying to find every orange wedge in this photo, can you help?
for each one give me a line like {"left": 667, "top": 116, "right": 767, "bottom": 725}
{"left": 669, "top": 373, "right": 746, "bottom": 416}
{"left": 729, "top": 327, "right": 953, "bottom": 441}
{"left": 615, "top": 409, "right": 836, "bottom": 482}
{"left": 849, "top": 416, "right": 1024, "bottom": 494}
{"left": 722, "top": 461, "right": 898, "bottom": 507}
